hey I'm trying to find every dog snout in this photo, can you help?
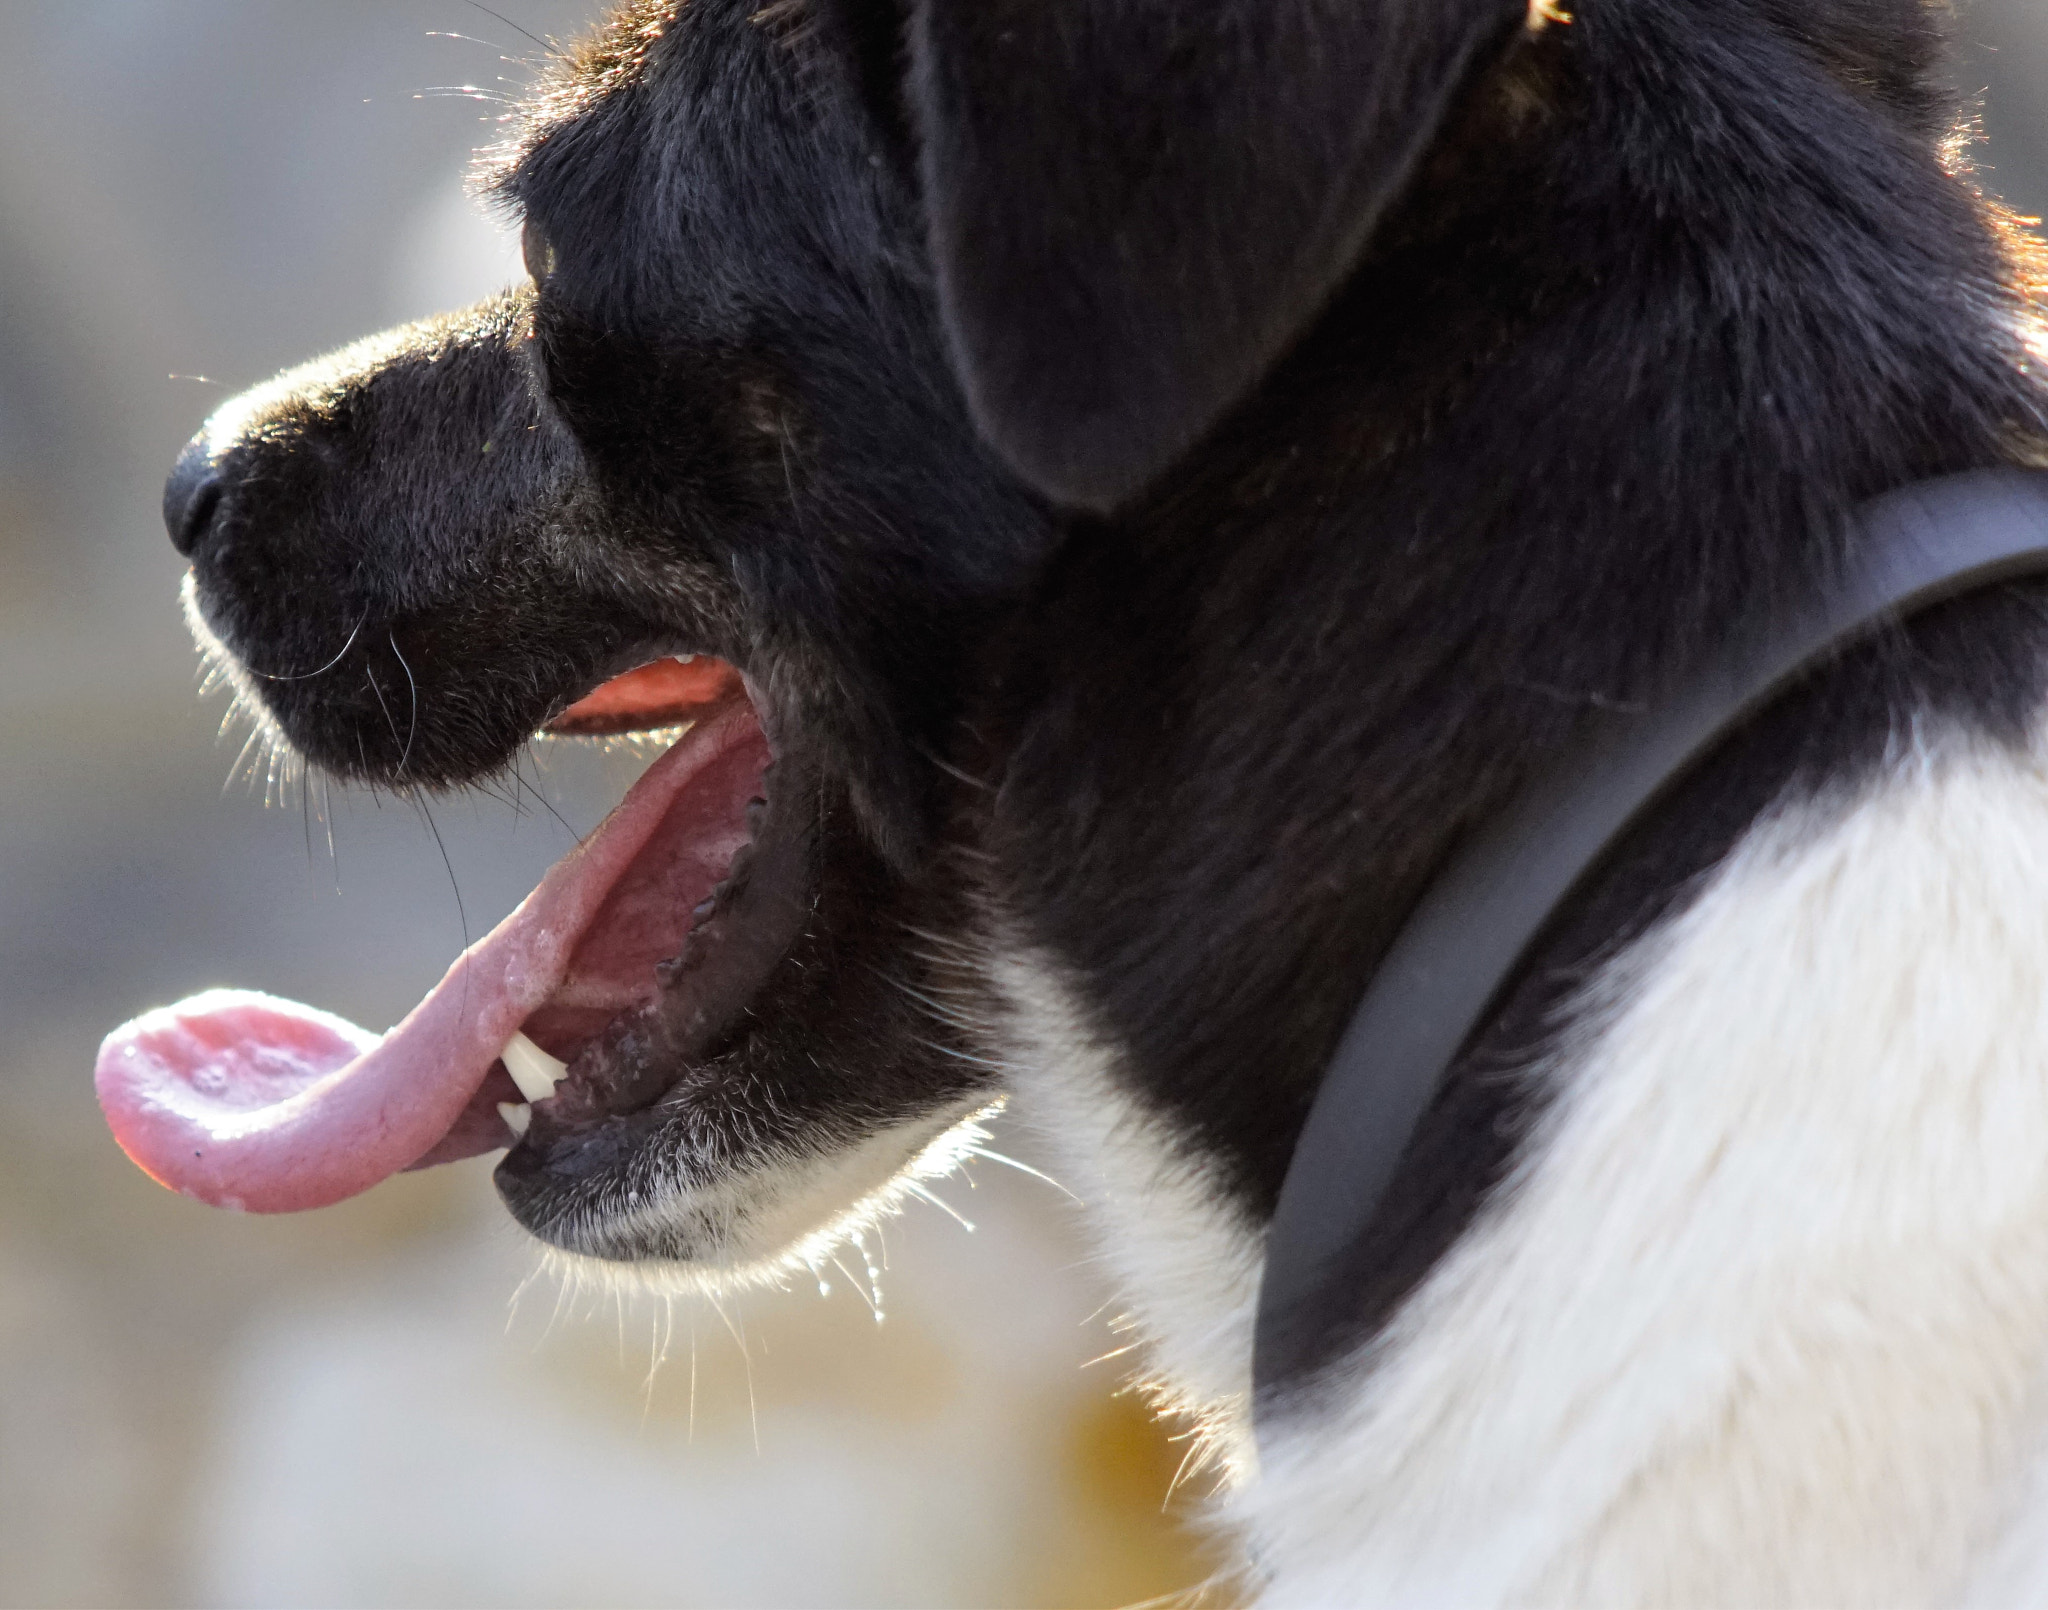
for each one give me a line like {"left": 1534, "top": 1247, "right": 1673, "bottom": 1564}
{"left": 163, "top": 431, "right": 224, "bottom": 558}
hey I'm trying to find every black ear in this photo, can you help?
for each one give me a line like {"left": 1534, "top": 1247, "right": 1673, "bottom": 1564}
{"left": 906, "top": 0, "right": 1527, "bottom": 511}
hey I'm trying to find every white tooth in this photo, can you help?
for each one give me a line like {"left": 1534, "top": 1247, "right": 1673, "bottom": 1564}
{"left": 497, "top": 1101, "right": 532, "bottom": 1138}
{"left": 671, "top": 653, "right": 698, "bottom": 664}
{"left": 501, "top": 1031, "right": 568, "bottom": 1102}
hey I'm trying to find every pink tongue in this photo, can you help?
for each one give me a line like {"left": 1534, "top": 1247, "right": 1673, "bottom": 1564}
{"left": 96, "top": 699, "right": 769, "bottom": 1213}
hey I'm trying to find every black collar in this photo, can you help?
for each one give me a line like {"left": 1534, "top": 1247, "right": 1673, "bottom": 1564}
{"left": 1253, "top": 468, "right": 2048, "bottom": 1427}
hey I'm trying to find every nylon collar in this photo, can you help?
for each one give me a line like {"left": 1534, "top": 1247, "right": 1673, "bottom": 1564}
{"left": 1253, "top": 468, "right": 2048, "bottom": 1431}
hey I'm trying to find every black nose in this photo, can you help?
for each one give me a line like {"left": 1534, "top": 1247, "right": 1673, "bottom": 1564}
{"left": 163, "top": 433, "right": 224, "bottom": 557}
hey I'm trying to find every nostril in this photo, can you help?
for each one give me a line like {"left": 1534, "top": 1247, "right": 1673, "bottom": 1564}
{"left": 163, "top": 434, "right": 225, "bottom": 558}
{"left": 181, "top": 481, "right": 222, "bottom": 551}
{"left": 176, "top": 477, "right": 223, "bottom": 552}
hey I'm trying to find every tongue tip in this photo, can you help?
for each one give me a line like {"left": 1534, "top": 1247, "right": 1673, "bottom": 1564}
{"left": 96, "top": 988, "right": 390, "bottom": 1214}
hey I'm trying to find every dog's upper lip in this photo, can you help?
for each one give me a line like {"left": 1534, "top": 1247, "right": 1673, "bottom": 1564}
{"left": 94, "top": 667, "right": 777, "bottom": 1212}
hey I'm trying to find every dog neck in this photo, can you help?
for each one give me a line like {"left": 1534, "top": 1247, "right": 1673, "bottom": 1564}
{"left": 980, "top": 0, "right": 2048, "bottom": 1428}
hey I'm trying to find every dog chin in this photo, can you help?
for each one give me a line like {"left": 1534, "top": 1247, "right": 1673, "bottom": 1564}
{"left": 520, "top": 1096, "right": 1004, "bottom": 1294}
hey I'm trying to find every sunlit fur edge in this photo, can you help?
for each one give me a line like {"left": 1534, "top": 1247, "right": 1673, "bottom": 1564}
{"left": 529, "top": 1096, "right": 1006, "bottom": 1306}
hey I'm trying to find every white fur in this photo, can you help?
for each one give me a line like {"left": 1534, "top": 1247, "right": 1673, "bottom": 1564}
{"left": 1962, "top": 1425, "right": 2048, "bottom": 1609}
{"left": 561, "top": 1095, "right": 1001, "bottom": 1294}
{"left": 999, "top": 718, "right": 2048, "bottom": 1606}
{"left": 992, "top": 946, "right": 1265, "bottom": 1485}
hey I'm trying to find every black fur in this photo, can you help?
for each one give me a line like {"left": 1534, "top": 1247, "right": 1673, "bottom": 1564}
{"left": 170, "top": 0, "right": 2047, "bottom": 1389}
{"left": 181, "top": 0, "right": 1041, "bottom": 1253}
{"left": 908, "top": 0, "right": 1530, "bottom": 509}
{"left": 969, "top": 0, "right": 2048, "bottom": 1381}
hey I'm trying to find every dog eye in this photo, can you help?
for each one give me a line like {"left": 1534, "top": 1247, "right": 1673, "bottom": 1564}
{"left": 521, "top": 216, "right": 556, "bottom": 285}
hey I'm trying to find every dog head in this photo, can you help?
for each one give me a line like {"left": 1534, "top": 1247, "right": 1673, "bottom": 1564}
{"left": 171, "top": 0, "right": 1979, "bottom": 1279}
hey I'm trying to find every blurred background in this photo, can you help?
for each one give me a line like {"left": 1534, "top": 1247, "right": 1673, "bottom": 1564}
{"left": 0, "top": 4, "right": 2042, "bottom": 1606}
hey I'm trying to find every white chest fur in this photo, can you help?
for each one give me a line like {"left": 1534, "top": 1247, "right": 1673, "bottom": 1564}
{"left": 994, "top": 725, "right": 2048, "bottom": 1606}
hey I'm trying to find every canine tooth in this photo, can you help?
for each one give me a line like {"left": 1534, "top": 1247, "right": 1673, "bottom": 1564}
{"left": 497, "top": 1101, "right": 532, "bottom": 1138}
{"left": 671, "top": 653, "right": 698, "bottom": 664}
{"left": 501, "top": 1031, "right": 568, "bottom": 1102}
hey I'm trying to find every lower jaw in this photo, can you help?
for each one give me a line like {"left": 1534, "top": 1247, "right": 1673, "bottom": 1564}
{"left": 498, "top": 1093, "right": 1005, "bottom": 1280}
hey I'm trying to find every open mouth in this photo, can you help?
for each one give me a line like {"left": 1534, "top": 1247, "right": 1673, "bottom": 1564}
{"left": 95, "top": 653, "right": 809, "bottom": 1215}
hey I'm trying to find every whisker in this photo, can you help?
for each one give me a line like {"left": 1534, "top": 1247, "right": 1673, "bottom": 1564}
{"left": 223, "top": 725, "right": 265, "bottom": 796}
{"left": 248, "top": 610, "right": 366, "bottom": 682}
{"left": 413, "top": 86, "right": 519, "bottom": 105}
{"left": 424, "top": 30, "right": 521, "bottom": 54}
{"left": 363, "top": 665, "right": 409, "bottom": 783}
{"left": 903, "top": 1179, "right": 976, "bottom": 1233}
{"left": 913, "top": 738, "right": 994, "bottom": 793}
{"left": 514, "top": 743, "right": 583, "bottom": 841}
{"left": 388, "top": 632, "right": 420, "bottom": 778}
{"left": 466, "top": 770, "right": 526, "bottom": 819}
{"left": 319, "top": 774, "right": 338, "bottom": 888}
{"left": 828, "top": 1252, "right": 880, "bottom": 1319}
{"left": 920, "top": 1035, "right": 1001, "bottom": 1068}
{"left": 455, "top": 0, "right": 555, "bottom": 55}
{"left": 708, "top": 1294, "right": 760, "bottom": 1455}
{"left": 641, "top": 1308, "right": 663, "bottom": 1427}
{"left": 964, "top": 1144, "right": 1082, "bottom": 1201}
{"left": 410, "top": 793, "right": 474, "bottom": 1033}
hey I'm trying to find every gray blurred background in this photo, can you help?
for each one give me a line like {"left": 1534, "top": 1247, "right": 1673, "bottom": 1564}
{"left": 0, "top": 3, "right": 2042, "bottom": 1606}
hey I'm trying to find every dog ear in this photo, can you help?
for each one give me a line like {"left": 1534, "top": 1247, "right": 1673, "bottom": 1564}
{"left": 905, "top": 0, "right": 1526, "bottom": 511}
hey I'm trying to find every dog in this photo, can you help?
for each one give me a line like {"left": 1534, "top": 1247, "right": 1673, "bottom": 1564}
{"left": 120, "top": 0, "right": 2048, "bottom": 1600}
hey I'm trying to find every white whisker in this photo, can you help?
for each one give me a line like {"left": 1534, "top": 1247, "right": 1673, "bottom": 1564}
{"left": 965, "top": 1144, "right": 1083, "bottom": 1201}
{"left": 903, "top": 1179, "right": 975, "bottom": 1233}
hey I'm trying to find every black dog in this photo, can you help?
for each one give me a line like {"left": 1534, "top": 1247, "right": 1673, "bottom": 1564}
{"left": 130, "top": 0, "right": 2048, "bottom": 1598}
